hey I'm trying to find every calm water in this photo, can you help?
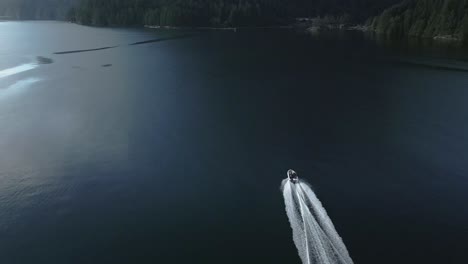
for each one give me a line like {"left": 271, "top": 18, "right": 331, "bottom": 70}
{"left": 1, "top": 21, "right": 467, "bottom": 264}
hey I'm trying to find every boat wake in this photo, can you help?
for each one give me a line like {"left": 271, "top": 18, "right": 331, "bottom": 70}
{"left": 0, "top": 63, "right": 37, "bottom": 79}
{"left": 281, "top": 171, "right": 353, "bottom": 264}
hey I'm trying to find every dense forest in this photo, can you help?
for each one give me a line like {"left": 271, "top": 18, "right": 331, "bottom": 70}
{"left": 0, "top": 0, "right": 399, "bottom": 26}
{"left": 2, "top": 0, "right": 467, "bottom": 41}
{"left": 368, "top": 0, "right": 468, "bottom": 41}
{"left": 7, "top": 0, "right": 466, "bottom": 42}
{"left": 69, "top": 0, "right": 400, "bottom": 27}
{"left": 0, "top": 0, "right": 77, "bottom": 20}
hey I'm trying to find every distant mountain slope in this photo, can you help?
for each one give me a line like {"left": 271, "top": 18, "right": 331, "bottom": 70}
{"left": 368, "top": 0, "right": 468, "bottom": 41}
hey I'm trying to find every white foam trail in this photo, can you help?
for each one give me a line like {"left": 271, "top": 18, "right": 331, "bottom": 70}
{"left": 282, "top": 179, "right": 353, "bottom": 264}
{"left": 0, "top": 63, "right": 37, "bottom": 79}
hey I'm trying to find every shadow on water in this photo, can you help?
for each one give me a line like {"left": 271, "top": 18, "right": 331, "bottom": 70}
{"left": 53, "top": 46, "right": 118, "bottom": 55}
{"left": 53, "top": 34, "right": 194, "bottom": 55}
{"left": 128, "top": 35, "right": 193, "bottom": 45}
{"left": 36, "top": 56, "right": 54, "bottom": 64}
{"left": 363, "top": 31, "right": 468, "bottom": 72}
{"left": 393, "top": 59, "right": 468, "bottom": 73}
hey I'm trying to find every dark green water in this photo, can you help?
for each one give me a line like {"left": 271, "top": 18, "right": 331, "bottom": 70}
{"left": 1, "top": 21, "right": 467, "bottom": 264}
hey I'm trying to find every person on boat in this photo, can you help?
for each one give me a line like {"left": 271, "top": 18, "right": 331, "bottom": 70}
{"left": 287, "top": 169, "right": 298, "bottom": 183}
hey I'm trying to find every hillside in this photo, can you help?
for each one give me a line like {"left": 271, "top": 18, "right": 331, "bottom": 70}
{"left": 368, "top": 0, "right": 468, "bottom": 42}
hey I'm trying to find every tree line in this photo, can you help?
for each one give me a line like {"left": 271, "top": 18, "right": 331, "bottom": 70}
{"left": 0, "top": 0, "right": 400, "bottom": 26}
{"left": 69, "top": 0, "right": 284, "bottom": 27}
{"left": 368, "top": 0, "right": 468, "bottom": 41}
{"left": 0, "top": 0, "right": 77, "bottom": 20}
{"left": 69, "top": 0, "right": 400, "bottom": 27}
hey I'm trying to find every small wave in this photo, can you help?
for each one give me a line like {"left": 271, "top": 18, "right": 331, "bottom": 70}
{"left": 5, "top": 78, "right": 40, "bottom": 90}
{"left": 0, "top": 78, "right": 41, "bottom": 99}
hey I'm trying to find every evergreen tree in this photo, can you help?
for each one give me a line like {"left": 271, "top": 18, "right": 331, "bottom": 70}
{"left": 370, "top": 0, "right": 468, "bottom": 41}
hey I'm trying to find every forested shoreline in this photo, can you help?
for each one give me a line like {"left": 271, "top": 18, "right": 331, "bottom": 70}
{"left": 1, "top": 0, "right": 468, "bottom": 42}
{"left": 0, "top": 0, "right": 398, "bottom": 27}
{"left": 367, "top": 0, "right": 468, "bottom": 42}
{"left": 69, "top": 0, "right": 287, "bottom": 27}
{"left": 0, "top": 0, "right": 77, "bottom": 20}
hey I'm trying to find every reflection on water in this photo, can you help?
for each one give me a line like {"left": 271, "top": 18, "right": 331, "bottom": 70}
{"left": 364, "top": 30, "right": 468, "bottom": 62}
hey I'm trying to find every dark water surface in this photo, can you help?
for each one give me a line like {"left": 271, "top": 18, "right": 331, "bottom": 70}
{"left": 1, "top": 21, "right": 468, "bottom": 264}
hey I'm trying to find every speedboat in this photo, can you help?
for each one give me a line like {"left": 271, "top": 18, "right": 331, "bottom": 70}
{"left": 287, "top": 169, "right": 298, "bottom": 183}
